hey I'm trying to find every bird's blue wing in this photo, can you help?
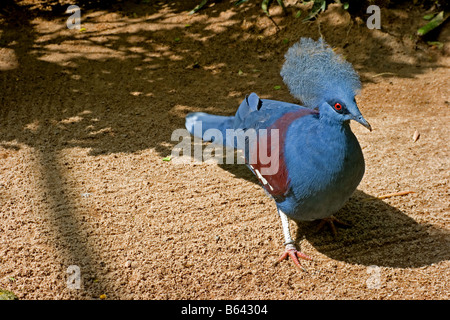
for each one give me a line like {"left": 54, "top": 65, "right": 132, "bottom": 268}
{"left": 233, "top": 93, "right": 319, "bottom": 199}
{"left": 233, "top": 93, "right": 307, "bottom": 131}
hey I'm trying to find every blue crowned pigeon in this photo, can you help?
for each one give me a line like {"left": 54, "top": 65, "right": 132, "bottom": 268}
{"left": 185, "top": 38, "right": 371, "bottom": 269}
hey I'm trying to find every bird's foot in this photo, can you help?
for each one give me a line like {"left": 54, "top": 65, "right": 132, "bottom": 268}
{"left": 316, "top": 216, "right": 350, "bottom": 237}
{"left": 278, "top": 243, "right": 312, "bottom": 271}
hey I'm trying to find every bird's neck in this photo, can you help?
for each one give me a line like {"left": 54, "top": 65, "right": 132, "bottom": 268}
{"left": 319, "top": 112, "right": 350, "bottom": 132}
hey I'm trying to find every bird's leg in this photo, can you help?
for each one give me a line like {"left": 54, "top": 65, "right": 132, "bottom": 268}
{"left": 277, "top": 209, "right": 312, "bottom": 270}
{"left": 316, "top": 215, "right": 350, "bottom": 237}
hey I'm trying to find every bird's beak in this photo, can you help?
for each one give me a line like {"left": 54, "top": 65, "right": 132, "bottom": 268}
{"left": 354, "top": 115, "right": 372, "bottom": 131}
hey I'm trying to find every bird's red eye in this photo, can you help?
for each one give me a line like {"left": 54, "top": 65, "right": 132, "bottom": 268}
{"left": 334, "top": 103, "right": 342, "bottom": 110}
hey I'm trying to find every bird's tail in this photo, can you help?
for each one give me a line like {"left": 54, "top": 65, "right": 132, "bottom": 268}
{"left": 185, "top": 93, "right": 263, "bottom": 148}
{"left": 185, "top": 112, "right": 234, "bottom": 146}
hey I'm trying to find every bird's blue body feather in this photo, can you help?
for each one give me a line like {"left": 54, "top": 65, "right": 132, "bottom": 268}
{"left": 280, "top": 118, "right": 364, "bottom": 220}
{"left": 185, "top": 37, "right": 369, "bottom": 223}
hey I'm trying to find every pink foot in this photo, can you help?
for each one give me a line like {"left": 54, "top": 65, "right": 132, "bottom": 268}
{"left": 278, "top": 244, "right": 312, "bottom": 270}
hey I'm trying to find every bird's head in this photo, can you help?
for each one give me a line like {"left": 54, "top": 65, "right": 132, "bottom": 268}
{"left": 319, "top": 90, "right": 372, "bottom": 131}
{"left": 281, "top": 37, "right": 371, "bottom": 131}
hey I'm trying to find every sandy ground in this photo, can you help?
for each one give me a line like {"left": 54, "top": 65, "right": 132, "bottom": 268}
{"left": 0, "top": 0, "right": 449, "bottom": 300}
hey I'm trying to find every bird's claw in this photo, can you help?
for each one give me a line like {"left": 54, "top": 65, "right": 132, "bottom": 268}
{"left": 316, "top": 215, "right": 350, "bottom": 237}
{"left": 278, "top": 244, "right": 312, "bottom": 271}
